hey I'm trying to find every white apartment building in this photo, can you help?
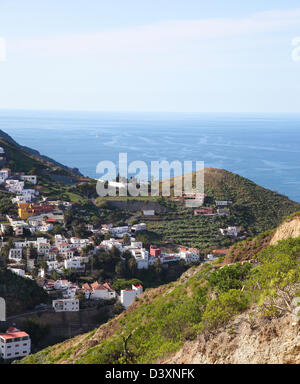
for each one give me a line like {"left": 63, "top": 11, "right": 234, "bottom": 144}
{"left": 0, "top": 327, "right": 31, "bottom": 360}
{"left": 20, "top": 175, "right": 37, "bottom": 185}
{"left": 8, "top": 248, "right": 23, "bottom": 262}
{"left": 38, "top": 242, "right": 51, "bottom": 256}
{"left": 52, "top": 299, "right": 79, "bottom": 312}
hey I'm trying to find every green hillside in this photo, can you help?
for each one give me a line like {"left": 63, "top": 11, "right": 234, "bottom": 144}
{"left": 19, "top": 232, "right": 300, "bottom": 364}
{"left": 0, "top": 269, "right": 49, "bottom": 317}
{"left": 142, "top": 168, "right": 300, "bottom": 251}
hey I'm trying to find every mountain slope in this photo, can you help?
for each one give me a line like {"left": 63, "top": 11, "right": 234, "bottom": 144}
{"left": 225, "top": 211, "right": 300, "bottom": 263}
{"left": 19, "top": 229, "right": 300, "bottom": 364}
{"left": 0, "top": 129, "right": 82, "bottom": 177}
{"left": 146, "top": 168, "right": 300, "bottom": 252}
{"left": 0, "top": 269, "right": 49, "bottom": 317}
{"left": 197, "top": 168, "right": 300, "bottom": 233}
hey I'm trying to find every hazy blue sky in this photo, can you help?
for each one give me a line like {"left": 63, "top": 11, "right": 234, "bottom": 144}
{"left": 0, "top": 1, "right": 300, "bottom": 112}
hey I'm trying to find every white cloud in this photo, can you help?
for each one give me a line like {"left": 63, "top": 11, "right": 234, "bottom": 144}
{"left": 10, "top": 8, "right": 300, "bottom": 57}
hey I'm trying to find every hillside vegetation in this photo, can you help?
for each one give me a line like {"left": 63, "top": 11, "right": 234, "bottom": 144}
{"left": 0, "top": 269, "right": 49, "bottom": 317}
{"left": 144, "top": 168, "right": 300, "bottom": 251}
{"left": 19, "top": 231, "right": 300, "bottom": 364}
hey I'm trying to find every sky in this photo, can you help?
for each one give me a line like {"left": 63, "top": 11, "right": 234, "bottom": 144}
{"left": 0, "top": 1, "right": 300, "bottom": 113}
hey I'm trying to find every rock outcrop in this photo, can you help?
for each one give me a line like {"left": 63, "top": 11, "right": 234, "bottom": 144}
{"left": 270, "top": 215, "right": 300, "bottom": 245}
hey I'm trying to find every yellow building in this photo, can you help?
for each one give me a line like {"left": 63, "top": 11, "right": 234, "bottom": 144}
{"left": 17, "top": 203, "right": 34, "bottom": 220}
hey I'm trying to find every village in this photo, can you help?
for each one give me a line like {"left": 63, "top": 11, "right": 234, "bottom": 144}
{"left": 0, "top": 157, "right": 246, "bottom": 361}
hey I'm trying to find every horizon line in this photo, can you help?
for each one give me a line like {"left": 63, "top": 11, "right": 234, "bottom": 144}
{"left": 0, "top": 108, "right": 300, "bottom": 116}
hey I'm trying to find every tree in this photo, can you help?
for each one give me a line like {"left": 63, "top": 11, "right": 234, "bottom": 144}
{"left": 115, "top": 262, "right": 125, "bottom": 278}
{"left": 123, "top": 234, "right": 130, "bottom": 245}
{"left": 128, "top": 257, "right": 137, "bottom": 277}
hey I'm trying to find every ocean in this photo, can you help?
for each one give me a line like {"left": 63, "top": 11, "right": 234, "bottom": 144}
{"left": 1, "top": 110, "right": 300, "bottom": 202}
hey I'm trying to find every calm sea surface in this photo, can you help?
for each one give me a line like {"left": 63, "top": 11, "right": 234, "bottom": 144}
{"left": 1, "top": 110, "right": 300, "bottom": 202}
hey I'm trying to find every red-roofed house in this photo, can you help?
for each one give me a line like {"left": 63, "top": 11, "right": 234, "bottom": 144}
{"left": 82, "top": 281, "right": 116, "bottom": 300}
{"left": 0, "top": 327, "right": 31, "bottom": 360}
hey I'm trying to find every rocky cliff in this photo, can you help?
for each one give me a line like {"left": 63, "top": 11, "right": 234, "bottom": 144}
{"left": 270, "top": 214, "right": 300, "bottom": 245}
{"left": 161, "top": 310, "right": 300, "bottom": 364}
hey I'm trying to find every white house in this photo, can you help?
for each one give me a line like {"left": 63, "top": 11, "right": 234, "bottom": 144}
{"left": 54, "top": 234, "right": 67, "bottom": 246}
{"left": 62, "top": 284, "right": 78, "bottom": 299}
{"left": 8, "top": 248, "right": 23, "bottom": 262}
{"left": 70, "top": 237, "right": 81, "bottom": 246}
{"left": 143, "top": 210, "right": 155, "bottom": 216}
{"left": 61, "top": 250, "right": 74, "bottom": 260}
{"left": 36, "top": 237, "right": 49, "bottom": 245}
{"left": 20, "top": 175, "right": 37, "bottom": 185}
{"left": 5, "top": 180, "right": 24, "bottom": 193}
{"left": 220, "top": 226, "right": 242, "bottom": 238}
{"left": 100, "top": 238, "right": 124, "bottom": 252}
{"left": 110, "top": 226, "right": 129, "bottom": 238}
{"left": 64, "top": 257, "right": 84, "bottom": 270}
{"left": 54, "top": 279, "right": 70, "bottom": 290}
{"left": 131, "top": 223, "right": 147, "bottom": 233}
{"left": 38, "top": 242, "right": 51, "bottom": 256}
{"left": 161, "top": 254, "right": 181, "bottom": 263}
{"left": 0, "top": 327, "right": 31, "bottom": 360}
{"left": 120, "top": 284, "right": 143, "bottom": 309}
{"left": 82, "top": 282, "right": 116, "bottom": 300}
{"left": 47, "top": 260, "right": 59, "bottom": 272}
{"left": 0, "top": 168, "right": 10, "bottom": 182}
{"left": 59, "top": 242, "right": 71, "bottom": 253}
{"left": 179, "top": 248, "right": 200, "bottom": 263}
{"left": 12, "top": 195, "right": 31, "bottom": 204}
{"left": 52, "top": 299, "right": 79, "bottom": 312}
{"left": 37, "top": 224, "right": 54, "bottom": 232}
{"left": 129, "top": 248, "right": 149, "bottom": 269}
